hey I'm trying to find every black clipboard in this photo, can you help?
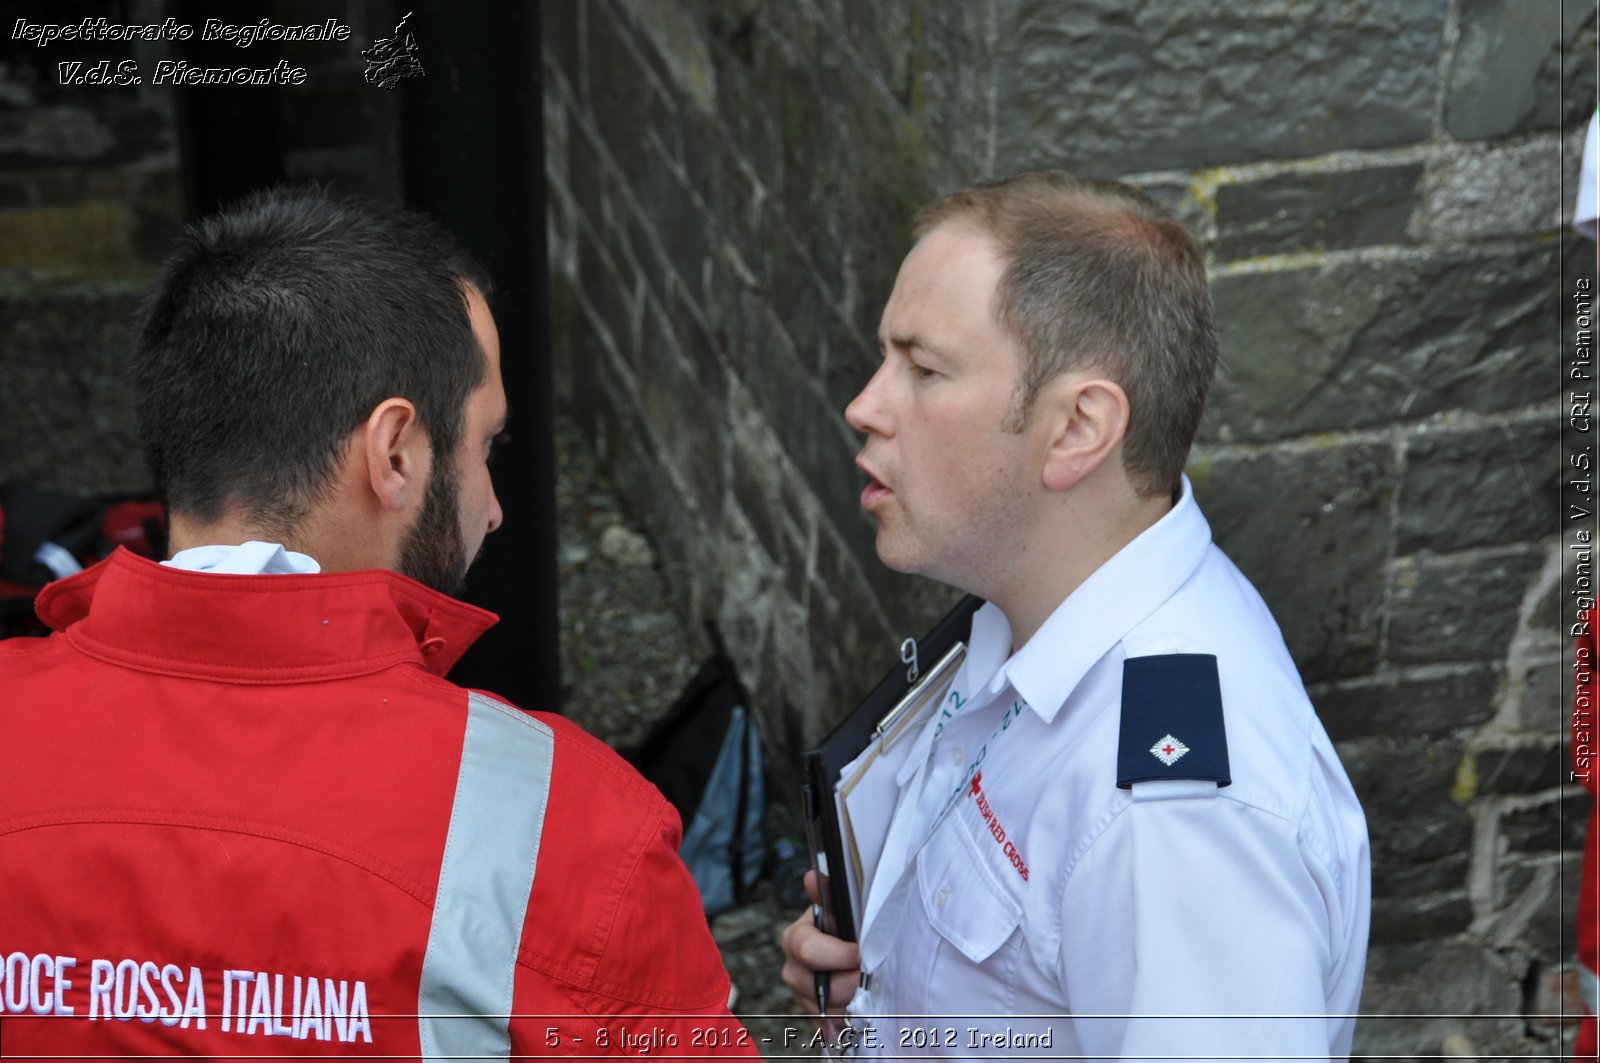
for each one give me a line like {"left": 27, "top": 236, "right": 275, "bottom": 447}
{"left": 800, "top": 594, "right": 983, "bottom": 943}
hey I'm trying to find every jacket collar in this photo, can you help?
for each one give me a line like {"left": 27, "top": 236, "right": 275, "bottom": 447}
{"left": 979, "top": 474, "right": 1214, "bottom": 725}
{"left": 36, "top": 548, "right": 497, "bottom": 682}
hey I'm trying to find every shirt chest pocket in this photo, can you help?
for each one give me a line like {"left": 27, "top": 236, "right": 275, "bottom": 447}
{"left": 915, "top": 809, "right": 1023, "bottom": 964}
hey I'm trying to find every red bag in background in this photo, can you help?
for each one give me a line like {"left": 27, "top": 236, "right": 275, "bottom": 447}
{"left": 0, "top": 483, "right": 165, "bottom": 639}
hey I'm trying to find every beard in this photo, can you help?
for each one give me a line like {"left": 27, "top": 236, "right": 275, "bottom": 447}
{"left": 397, "top": 461, "right": 471, "bottom": 597}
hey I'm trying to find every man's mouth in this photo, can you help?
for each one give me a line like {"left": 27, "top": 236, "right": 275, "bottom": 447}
{"left": 857, "top": 461, "right": 891, "bottom": 510}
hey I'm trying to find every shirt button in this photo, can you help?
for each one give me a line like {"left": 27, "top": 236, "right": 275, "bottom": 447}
{"left": 949, "top": 747, "right": 964, "bottom": 765}
{"left": 419, "top": 637, "right": 446, "bottom": 657}
{"left": 935, "top": 887, "right": 950, "bottom": 909}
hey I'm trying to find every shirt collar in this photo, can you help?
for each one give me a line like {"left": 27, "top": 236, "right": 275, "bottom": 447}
{"left": 982, "top": 474, "right": 1213, "bottom": 725}
{"left": 164, "top": 540, "right": 322, "bottom": 575}
{"left": 36, "top": 548, "right": 497, "bottom": 681}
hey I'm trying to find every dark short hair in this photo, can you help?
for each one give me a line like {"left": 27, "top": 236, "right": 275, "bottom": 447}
{"left": 132, "top": 188, "right": 492, "bottom": 531}
{"left": 912, "top": 171, "right": 1218, "bottom": 498}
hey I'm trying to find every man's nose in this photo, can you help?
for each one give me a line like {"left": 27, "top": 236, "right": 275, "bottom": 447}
{"left": 486, "top": 486, "right": 504, "bottom": 535}
{"left": 845, "top": 362, "right": 891, "bottom": 436}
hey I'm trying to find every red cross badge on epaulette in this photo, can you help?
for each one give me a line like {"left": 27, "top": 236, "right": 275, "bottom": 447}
{"left": 1149, "top": 734, "right": 1189, "bottom": 766}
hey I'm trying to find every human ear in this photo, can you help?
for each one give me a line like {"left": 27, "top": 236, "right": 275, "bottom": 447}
{"left": 1039, "top": 376, "right": 1130, "bottom": 493}
{"left": 361, "top": 398, "right": 428, "bottom": 511}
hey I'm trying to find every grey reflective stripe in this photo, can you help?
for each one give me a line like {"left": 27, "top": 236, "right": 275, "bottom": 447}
{"left": 418, "top": 692, "right": 554, "bottom": 1061}
{"left": 1583, "top": 963, "right": 1600, "bottom": 1017}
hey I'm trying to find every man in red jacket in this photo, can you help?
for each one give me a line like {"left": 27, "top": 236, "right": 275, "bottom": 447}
{"left": 0, "top": 190, "right": 755, "bottom": 1058}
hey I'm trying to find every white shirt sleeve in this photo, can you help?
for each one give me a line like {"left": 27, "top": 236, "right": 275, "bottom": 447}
{"left": 1060, "top": 783, "right": 1346, "bottom": 1063}
{"left": 1577, "top": 110, "right": 1598, "bottom": 240}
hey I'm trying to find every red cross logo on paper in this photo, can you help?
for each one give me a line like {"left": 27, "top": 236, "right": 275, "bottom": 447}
{"left": 1150, "top": 734, "right": 1189, "bottom": 767}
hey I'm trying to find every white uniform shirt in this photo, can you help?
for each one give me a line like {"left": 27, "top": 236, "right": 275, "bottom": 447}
{"left": 1577, "top": 110, "right": 1598, "bottom": 240}
{"left": 846, "top": 476, "right": 1370, "bottom": 1062}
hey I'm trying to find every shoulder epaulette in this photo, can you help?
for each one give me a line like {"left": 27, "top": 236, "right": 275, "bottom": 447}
{"left": 1116, "top": 653, "right": 1231, "bottom": 789}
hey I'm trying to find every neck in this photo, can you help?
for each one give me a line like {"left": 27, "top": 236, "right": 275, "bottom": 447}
{"left": 167, "top": 504, "right": 399, "bottom": 575}
{"left": 166, "top": 512, "right": 291, "bottom": 558}
{"left": 986, "top": 478, "right": 1173, "bottom": 653}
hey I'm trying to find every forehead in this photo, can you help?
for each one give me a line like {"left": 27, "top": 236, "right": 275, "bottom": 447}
{"left": 464, "top": 285, "right": 499, "bottom": 368}
{"left": 879, "top": 221, "right": 1008, "bottom": 342}
{"left": 463, "top": 285, "right": 506, "bottom": 416}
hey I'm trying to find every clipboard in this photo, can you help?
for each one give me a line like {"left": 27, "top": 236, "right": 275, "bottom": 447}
{"left": 800, "top": 594, "right": 983, "bottom": 943}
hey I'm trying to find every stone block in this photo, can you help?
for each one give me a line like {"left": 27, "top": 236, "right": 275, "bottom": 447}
{"left": 1311, "top": 665, "right": 1501, "bottom": 742}
{"left": 1475, "top": 741, "right": 1567, "bottom": 796}
{"left": 1499, "top": 792, "right": 1587, "bottom": 853}
{"left": 0, "top": 201, "right": 130, "bottom": 275}
{"left": 0, "top": 102, "right": 168, "bottom": 169}
{"left": 603, "top": 399, "right": 702, "bottom": 576}
{"left": 1216, "top": 163, "right": 1422, "bottom": 261}
{"left": 1412, "top": 139, "right": 1571, "bottom": 244}
{"left": 1204, "top": 244, "right": 1563, "bottom": 444}
{"left": 1528, "top": 554, "right": 1565, "bottom": 637}
{"left": 1370, "top": 890, "right": 1472, "bottom": 942}
{"left": 991, "top": 0, "right": 1443, "bottom": 175}
{"left": 724, "top": 308, "right": 867, "bottom": 558}
{"left": 728, "top": 401, "right": 792, "bottom": 567}
{"left": 1338, "top": 736, "right": 1473, "bottom": 865}
{"left": 765, "top": 244, "right": 838, "bottom": 378}
{"left": 1344, "top": 739, "right": 1465, "bottom": 864}
{"left": 540, "top": 0, "right": 585, "bottom": 92}
{"left": 1515, "top": 656, "right": 1567, "bottom": 733}
{"left": 550, "top": 275, "right": 600, "bottom": 430}
{"left": 1352, "top": 941, "right": 1523, "bottom": 1058}
{"left": 1373, "top": 851, "right": 1471, "bottom": 900}
{"left": 1398, "top": 418, "right": 1559, "bottom": 554}
{"left": 0, "top": 284, "right": 151, "bottom": 493}
{"left": 1370, "top": 849, "right": 1474, "bottom": 943}
{"left": 707, "top": 41, "right": 785, "bottom": 196}
{"left": 1387, "top": 550, "right": 1544, "bottom": 666}
{"left": 587, "top": 15, "right": 682, "bottom": 187}
{"left": 1489, "top": 855, "right": 1580, "bottom": 961}
{"left": 1444, "top": 0, "right": 1595, "bottom": 140}
{"left": 914, "top": 0, "right": 999, "bottom": 185}
{"left": 835, "top": 0, "right": 916, "bottom": 109}
{"left": 1189, "top": 441, "right": 1394, "bottom": 682}
{"left": 617, "top": 0, "right": 718, "bottom": 118}
{"left": 624, "top": 189, "right": 704, "bottom": 328}
{"left": 635, "top": 332, "right": 725, "bottom": 512}
{"left": 573, "top": 221, "right": 635, "bottom": 368}
{"left": 564, "top": 107, "right": 608, "bottom": 235}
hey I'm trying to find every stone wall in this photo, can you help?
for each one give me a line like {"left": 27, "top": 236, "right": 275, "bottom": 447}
{"left": 542, "top": 0, "right": 1595, "bottom": 1055}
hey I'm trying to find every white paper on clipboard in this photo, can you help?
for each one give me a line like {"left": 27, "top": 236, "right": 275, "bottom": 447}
{"left": 830, "top": 642, "right": 966, "bottom": 931}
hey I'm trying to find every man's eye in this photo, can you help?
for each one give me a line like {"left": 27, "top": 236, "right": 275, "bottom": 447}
{"left": 488, "top": 432, "right": 511, "bottom": 463}
{"left": 910, "top": 363, "right": 937, "bottom": 380}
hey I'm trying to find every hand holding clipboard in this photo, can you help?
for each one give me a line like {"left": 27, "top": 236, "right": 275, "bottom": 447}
{"left": 796, "top": 595, "right": 982, "bottom": 1026}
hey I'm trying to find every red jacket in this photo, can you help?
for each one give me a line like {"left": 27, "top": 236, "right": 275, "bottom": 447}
{"left": 0, "top": 549, "right": 757, "bottom": 1058}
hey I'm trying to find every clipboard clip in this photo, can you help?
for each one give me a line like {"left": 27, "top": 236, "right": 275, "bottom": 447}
{"left": 900, "top": 637, "right": 919, "bottom": 684}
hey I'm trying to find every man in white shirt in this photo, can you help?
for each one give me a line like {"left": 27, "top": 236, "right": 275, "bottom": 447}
{"left": 781, "top": 171, "right": 1371, "bottom": 1061}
